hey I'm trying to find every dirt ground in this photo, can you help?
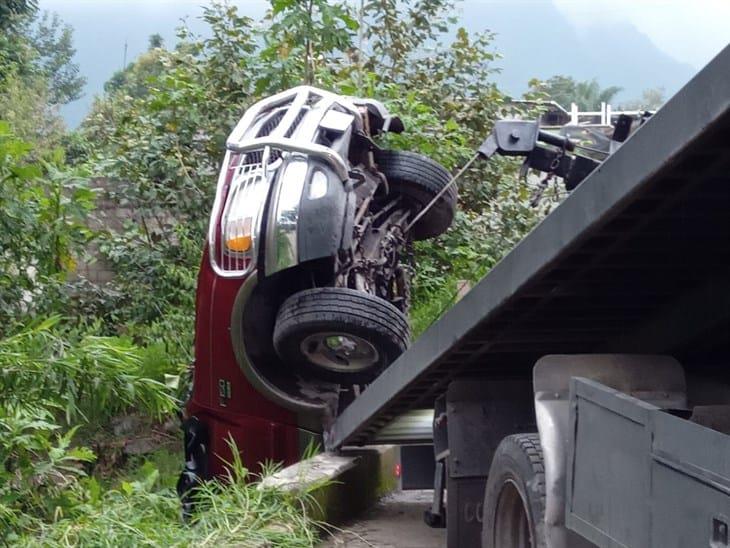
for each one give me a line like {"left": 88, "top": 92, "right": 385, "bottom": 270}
{"left": 319, "top": 490, "right": 446, "bottom": 548}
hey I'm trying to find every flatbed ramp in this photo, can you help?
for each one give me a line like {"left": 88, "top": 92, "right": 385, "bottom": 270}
{"left": 327, "top": 45, "right": 730, "bottom": 450}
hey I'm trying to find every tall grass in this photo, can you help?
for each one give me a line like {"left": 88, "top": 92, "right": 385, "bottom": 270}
{"left": 0, "top": 316, "right": 177, "bottom": 423}
{"left": 24, "top": 451, "right": 324, "bottom": 547}
{"left": 0, "top": 318, "right": 179, "bottom": 543}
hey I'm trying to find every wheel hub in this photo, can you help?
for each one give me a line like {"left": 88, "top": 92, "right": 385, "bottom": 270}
{"left": 301, "top": 332, "right": 380, "bottom": 372}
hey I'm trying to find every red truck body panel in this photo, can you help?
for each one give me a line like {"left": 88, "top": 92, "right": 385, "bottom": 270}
{"left": 186, "top": 248, "right": 300, "bottom": 476}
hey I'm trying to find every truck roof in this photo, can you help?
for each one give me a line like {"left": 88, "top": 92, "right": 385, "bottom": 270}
{"left": 328, "top": 45, "right": 730, "bottom": 450}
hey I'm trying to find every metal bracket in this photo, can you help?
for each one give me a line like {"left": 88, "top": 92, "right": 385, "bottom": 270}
{"left": 424, "top": 460, "right": 447, "bottom": 528}
{"left": 478, "top": 120, "right": 540, "bottom": 159}
{"left": 477, "top": 119, "right": 597, "bottom": 191}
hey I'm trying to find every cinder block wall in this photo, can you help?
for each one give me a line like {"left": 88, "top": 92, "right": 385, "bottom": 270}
{"left": 73, "top": 177, "right": 134, "bottom": 284}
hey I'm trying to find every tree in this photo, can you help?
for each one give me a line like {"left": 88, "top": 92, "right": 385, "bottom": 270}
{"left": 103, "top": 49, "right": 165, "bottom": 97}
{"left": 0, "top": 9, "right": 85, "bottom": 149}
{"left": 621, "top": 87, "right": 665, "bottom": 111}
{"left": 260, "top": 0, "right": 357, "bottom": 89}
{"left": 27, "top": 11, "right": 86, "bottom": 104}
{"left": 0, "top": 69, "right": 65, "bottom": 150}
{"left": 0, "top": 0, "right": 36, "bottom": 29}
{"left": 148, "top": 33, "right": 164, "bottom": 49}
{"left": 535, "top": 75, "right": 622, "bottom": 110}
{"left": 363, "top": 0, "right": 457, "bottom": 76}
{"left": 0, "top": 3, "right": 35, "bottom": 77}
{"left": 0, "top": 10, "right": 85, "bottom": 105}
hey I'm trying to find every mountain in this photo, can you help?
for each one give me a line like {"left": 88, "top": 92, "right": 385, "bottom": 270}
{"left": 46, "top": 0, "right": 699, "bottom": 127}
{"left": 45, "top": 1, "right": 268, "bottom": 127}
{"left": 458, "top": 1, "right": 697, "bottom": 105}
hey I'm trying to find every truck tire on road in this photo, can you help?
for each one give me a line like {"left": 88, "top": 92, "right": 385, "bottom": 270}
{"left": 481, "top": 433, "right": 547, "bottom": 548}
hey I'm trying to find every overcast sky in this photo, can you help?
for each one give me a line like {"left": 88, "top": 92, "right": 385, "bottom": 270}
{"left": 551, "top": 0, "right": 729, "bottom": 68}
{"left": 39, "top": 0, "right": 729, "bottom": 126}
{"left": 41, "top": 0, "right": 729, "bottom": 70}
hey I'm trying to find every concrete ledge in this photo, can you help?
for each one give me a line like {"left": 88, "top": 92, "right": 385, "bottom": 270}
{"left": 259, "top": 445, "right": 400, "bottom": 524}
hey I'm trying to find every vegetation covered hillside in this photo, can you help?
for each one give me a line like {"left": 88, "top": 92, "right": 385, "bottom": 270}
{"left": 0, "top": 0, "right": 546, "bottom": 544}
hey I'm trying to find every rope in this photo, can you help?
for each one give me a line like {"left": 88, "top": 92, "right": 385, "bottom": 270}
{"left": 404, "top": 153, "right": 480, "bottom": 234}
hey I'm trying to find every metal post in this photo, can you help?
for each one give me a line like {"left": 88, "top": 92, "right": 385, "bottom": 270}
{"left": 570, "top": 102, "right": 579, "bottom": 125}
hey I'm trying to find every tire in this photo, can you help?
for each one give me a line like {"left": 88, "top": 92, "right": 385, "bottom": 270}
{"left": 375, "top": 149, "right": 456, "bottom": 240}
{"left": 481, "top": 434, "right": 547, "bottom": 548}
{"left": 272, "top": 287, "right": 410, "bottom": 384}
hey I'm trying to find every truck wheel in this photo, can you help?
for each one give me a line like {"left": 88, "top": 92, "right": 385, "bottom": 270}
{"left": 273, "top": 287, "right": 410, "bottom": 384}
{"left": 481, "top": 434, "right": 547, "bottom": 548}
{"left": 375, "top": 149, "right": 456, "bottom": 240}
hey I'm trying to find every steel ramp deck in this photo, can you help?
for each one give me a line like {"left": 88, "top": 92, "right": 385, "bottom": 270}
{"left": 327, "top": 45, "right": 730, "bottom": 450}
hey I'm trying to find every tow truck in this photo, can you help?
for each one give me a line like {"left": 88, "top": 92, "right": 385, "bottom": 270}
{"left": 183, "top": 45, "right": 730, "bottom": 547}
{"left": 326, "top": 45, "right": 730, "bottom": 547}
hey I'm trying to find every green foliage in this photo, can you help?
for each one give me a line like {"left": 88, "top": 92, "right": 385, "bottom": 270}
{"left": 148, "top": 33, "right": 164, "bottom": 50}
{"left": 0, "top": 120, "right": 178, "bottom": 540}
{"left": 97, "top": 223, "right": 199, "bottom": 373}
{"left": 18, "top": 444, "right": 323, "bottom": 547}
{"left": 0, "top": 317, "right": 177, "bottom": 425}
{"left": 0, "top": 8, "right": 84, "bottom": 106}
{"left": 0, "top": 123, "right": 95, "bottom": 328}
{"left": 103, "top": 42, "right": 166, "bottom": 98}
{"left": 363, "top": 0, "right": 455, "bottom": 76}
{"left": 262, "top": 0, "right": 357, "bottom": 87}
{"left": 0, "top": 7, "right": 85, "bottom": 156}
{"left": 533, "top": 74, "right": 622, "bottom": 110}
{"left": 85, "top": 5, "right": 257, "bottom": 222}
{"left": 0, "top": 408, "right": 95, "bottom": 540}
{"left": 0, "top": 0, "right": 36, "bottom": 29}
{"left": 0, "top": 317, "right": 177, "bottom": 542}
{"left": 3, "top": 440, "right": 323, "bottom": 546}
{"left": 28, "top": 11, "right": 86, "bottom": 105}
{"left": 0, "top": 69, "right": 65, "bottom": 150}
{"left": 621, "top": 86, "right": 665, "bottom": 110}
{"left": 0, "top": 5, "right": 199, "bottom": 545}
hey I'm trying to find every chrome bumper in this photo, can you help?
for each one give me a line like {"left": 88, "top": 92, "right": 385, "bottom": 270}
{"left": 226, "top": 86, "right": 361, "bottom": 182}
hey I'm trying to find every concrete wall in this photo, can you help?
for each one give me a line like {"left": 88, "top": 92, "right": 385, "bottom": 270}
{"left": 74, "top": 177, "right": 133, "bottom": 284}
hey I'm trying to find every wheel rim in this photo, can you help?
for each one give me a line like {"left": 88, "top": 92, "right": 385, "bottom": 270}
{"left": 493, "top": 480, "right": 532, "bottom": 548}
{"left": 300, "top": 332, "right": 379, "bottom": 372}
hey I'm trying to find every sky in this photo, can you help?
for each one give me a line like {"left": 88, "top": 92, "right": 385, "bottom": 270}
{"left": 41, "top": 0, "right": 728, "bottom": 69}
{"left": 38, "top": 0, "right": 730, "bottom": 127}
{"left": 551, "top": 0, "right": 730, "bottom": 68}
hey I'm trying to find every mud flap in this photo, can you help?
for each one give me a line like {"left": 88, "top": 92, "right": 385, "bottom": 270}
{"left": 443, "top": 379, "right": 535, "bottom": 547}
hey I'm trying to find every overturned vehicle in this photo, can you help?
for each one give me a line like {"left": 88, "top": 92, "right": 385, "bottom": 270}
{"left": 178, "top": 86, "right": 456, "bottom": 497}
{"left": 178, "top": 85, "right": 628, "bottom": 506}
{"left": 213, "top": 86, "right": 455, "bottom": 383}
